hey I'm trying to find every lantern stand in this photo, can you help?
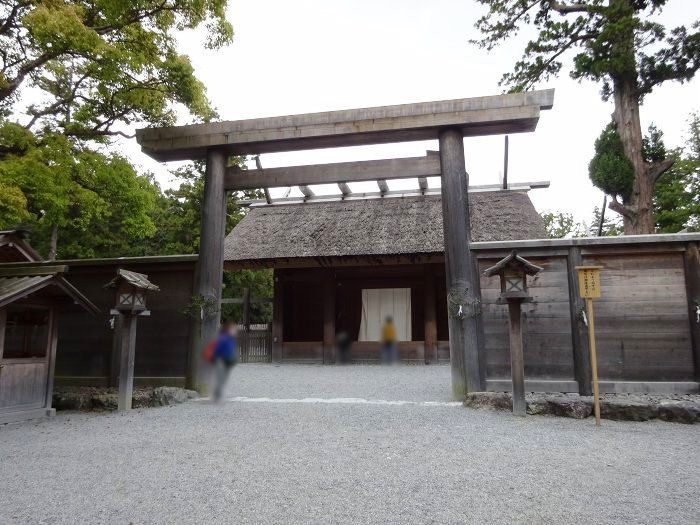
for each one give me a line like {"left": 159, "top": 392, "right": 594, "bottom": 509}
{"left": 483, "top": 251, "right": 543, "bottom": 416}
{"left": 104, "top": 269, "right": 159, "bottom": 412}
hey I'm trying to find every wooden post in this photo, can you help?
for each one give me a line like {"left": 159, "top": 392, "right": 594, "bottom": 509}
{"left": 242, "top": 287, "right": 251, "bottom": 329}
{"left": 424, "top": 269, "right": 437, "bottom": 364}
{"left": 684, "top": 242, "right": 700, "bottom": 382}
{"left": 241, "top": 287, "right": 251, "bottom": 362}
{"left": 117, "top": 315, "right": 138, "bottom": 412}
{"left": 439, "top": 128, "right": 483, "bottom": 398}
{"left": 272, "top": 272, "right": 284, "bottom": 363}
{"left": 586, "top": 298, "right": 601, "bottom": 425}
{"left": 109, "top": 314, "right": 123, "bottom": 388}
{"left": 507, "top": 300, "right": 526, "bottom": 416}
{"left": 187, "top": 147, "right": 227, "bottom": 392}
{"left": 567, "top": 247, "right": 592, "bottom": 395}
{"left": 44, "top": 309, "right": 59, "bottom": 410}
{"left": 323, "top": 273, "right": 336, "bottom": 364}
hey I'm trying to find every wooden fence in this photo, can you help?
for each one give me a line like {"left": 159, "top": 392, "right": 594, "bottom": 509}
{"left": 239, "top": 324, "right": 272, "bottom": 363}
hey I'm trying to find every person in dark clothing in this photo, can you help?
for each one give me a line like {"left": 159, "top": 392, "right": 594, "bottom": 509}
{"left": 212, "top": 322, "right": 238, "bottom": 402}
{"left": 336, "top": 331, "right": 352, "bottom": 364}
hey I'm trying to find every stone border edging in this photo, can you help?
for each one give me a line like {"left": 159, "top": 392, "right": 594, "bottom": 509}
{"left": 464, "top": 392, "right": 700, "bottom": 424}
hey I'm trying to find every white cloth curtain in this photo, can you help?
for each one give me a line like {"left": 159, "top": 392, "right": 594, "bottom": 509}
{"left": 358, "top": 288, "right": 411, "bottom": 342}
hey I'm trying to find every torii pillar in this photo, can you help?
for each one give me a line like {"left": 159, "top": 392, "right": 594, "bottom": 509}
{"left": 439, "top": 129, "right": 484, "bottom": 397}
{"left": 188, "top": 148, "right": 227, "bottom": 392}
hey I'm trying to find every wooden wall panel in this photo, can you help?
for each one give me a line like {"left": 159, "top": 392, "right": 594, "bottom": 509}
{"left": 581, "top": 252, "right": 693, "bottom": 381}
{"left": 479, "top": 256, "right": 575, "bottom": 380}
{"left": 55, "top": 263, "right": 196, "bottom": 381}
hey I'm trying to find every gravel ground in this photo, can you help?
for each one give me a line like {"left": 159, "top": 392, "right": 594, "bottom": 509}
{"left": 1, "top": 364, "right": 699, "bottom": 524}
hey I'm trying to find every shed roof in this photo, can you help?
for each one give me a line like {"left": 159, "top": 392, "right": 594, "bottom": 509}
{"left": 0, "top": 267, "right": 99, "bottom": 314}
{"left": 0, "top": 230, "right": 43, "bottom": 263}
{"left": 225, "top": 192, "right": 546, "bottom": 264}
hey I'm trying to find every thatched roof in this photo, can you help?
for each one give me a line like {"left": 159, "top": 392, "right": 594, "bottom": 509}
{"left": 224, "top": 192, "right": 546, "bottom": 263}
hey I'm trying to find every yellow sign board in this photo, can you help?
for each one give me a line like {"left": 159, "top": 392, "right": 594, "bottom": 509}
{"left": 575, "top": 266, "right": 602, "bottom": 299}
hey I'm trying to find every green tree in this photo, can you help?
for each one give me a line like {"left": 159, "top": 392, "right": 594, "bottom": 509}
{"left": 0, "top": 0, "right": 233, "bottom": 256}
{"left": 541, "top": 210, "right": 581, "bottom": 238}
{"left": 541, "top": 206, "right": 622, "bottom": 238}
{"left": 0, "top": 121, "right": 158, "bottom": 258}
{"left": 472, "top": 0, "right": 700, "bottom": 234}
{"left": 653, "top": 114, "right": 700, "bottom": 232}
{"left": 1, "top": 1, "right": 231, "bottom": 135}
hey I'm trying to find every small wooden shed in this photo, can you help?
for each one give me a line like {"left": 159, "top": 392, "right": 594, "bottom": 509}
{"left": 0, "top": 265, "right": 99, "bottom": 424}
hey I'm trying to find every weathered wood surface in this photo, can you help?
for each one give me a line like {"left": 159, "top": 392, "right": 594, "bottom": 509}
{"left": 567, "top": 247, "right": 592, "bottom": 395}
{"left": 684, "top": 242, "right": 700, "bottom": 381}
{"left": 582, "top": 252, "right": 694, "bottom": 381}
{"left": 188, "top": 148, "right": 226, "bottom": 392}
{"left": 117, "top": 314, "right": 137, "bottom": 411}
{"left": 507, "top": 300, "right": 526, "bottom": 416}
{"left": 480, "top": 256, "right": 574, "bottom": 381}
{"left": 224, "top": 155, "right": 441, "bottom": 190}
{"left": 424, "top": 270, "right": 437, "bottom": 364}
{"left": 272, "top": 273, "right": 284, "bottom": 363}
{"left": 56, "top": 262, "right": 195, "bottom": 382}
{"left": 439, "top": 128, "right": 483, "bottom": 396}
{"left": 136, "top": 90, "right": 555, "bottom": 161}
{"left": 323, "top": 273, "right": 336, "bottom": 364}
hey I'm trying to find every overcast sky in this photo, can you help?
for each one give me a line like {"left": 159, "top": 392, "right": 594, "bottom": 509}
{"left": 118, "top": 0, "right": 700, "bottom": 225}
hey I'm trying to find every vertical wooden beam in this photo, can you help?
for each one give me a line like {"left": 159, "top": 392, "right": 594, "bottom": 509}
{"left": 424, "top": 268, "right": 437, "bottom": 364}
{"left": 117, "top": 315, "right": 138, "bottom": 412}
{"left": 109, "top": 313, "right": 122, "bottom": 388}
{"left": 187, "top": 147, "right": 227, "bottom": 392}
{"left": 567, "top": 247, "right": 592, "bottom": 395}
{"left": 684, "top": 242, "right": 700, "bottom": 382}
{"left": 242, "top": 287, "right": 251, "bottom": 329}
{"left": 507, "top": 300, "right": 526, "bottom": 416}
{"left": 272, "top": 271, "right": 284, "bottom": 363}
{"left": 44, "top": 308, "right": 59, "bottom": 410}
{"left": 439, "top": 128, "right": 483, "bottom": 398}
{"left": 323, "top": 272, "right": 336, "bottom": 364}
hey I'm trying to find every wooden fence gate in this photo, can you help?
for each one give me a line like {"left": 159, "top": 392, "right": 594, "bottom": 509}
{"left": 239, "top": 324, "right": 272, "bottom": 363}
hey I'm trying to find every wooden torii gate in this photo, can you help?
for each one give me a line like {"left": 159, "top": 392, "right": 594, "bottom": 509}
{"left": 136, "top": 89, "right": 555, "bottom": 398}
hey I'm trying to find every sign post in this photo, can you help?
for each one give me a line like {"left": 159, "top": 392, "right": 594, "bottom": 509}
{"left": 575, "top": 266, "right": 603, "bottom": 426}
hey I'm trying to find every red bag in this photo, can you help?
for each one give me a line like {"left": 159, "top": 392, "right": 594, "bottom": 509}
{"left": 203, "top": 340, "right": 216, "bottom": 363}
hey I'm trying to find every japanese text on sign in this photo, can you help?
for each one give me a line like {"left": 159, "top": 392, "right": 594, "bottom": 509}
{"left": 575, "top": 266, "right": 602, "bottom": 299}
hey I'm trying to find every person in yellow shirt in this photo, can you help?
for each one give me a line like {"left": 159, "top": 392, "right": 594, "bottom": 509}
{"left": 381, "top": 315, "right": 398, "bottom": 364}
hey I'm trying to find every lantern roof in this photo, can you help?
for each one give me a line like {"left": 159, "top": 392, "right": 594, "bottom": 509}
{"left": 104, "top": 268, "right": 159, "bottom": 292}
{"left": 483, "top": 250, "right": 543, "bottom": 277}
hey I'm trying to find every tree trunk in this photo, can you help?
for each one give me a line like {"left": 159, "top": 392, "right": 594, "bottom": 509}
{"left": 608, "top": 0, "right": 673, "bottom": 234}
{"left": 612, "top": 77, "right": 651, "bottom": 234}
{"left": 47, "top": 224, "right": 58, "bottom": 261}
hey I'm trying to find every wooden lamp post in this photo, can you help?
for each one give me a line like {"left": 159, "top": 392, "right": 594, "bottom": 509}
{"left": 484, "top": 251, "right": 542, "bottom": 416}
{"left": 104, "top": 269, "right": 159, "bottom": 412}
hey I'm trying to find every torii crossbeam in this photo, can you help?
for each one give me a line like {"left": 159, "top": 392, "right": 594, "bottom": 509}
{"left": 136, "top": 89, "right": 555, "bottom": 398}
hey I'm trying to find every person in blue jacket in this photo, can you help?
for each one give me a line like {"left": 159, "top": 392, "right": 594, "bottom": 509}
{"left": 212, "top": 321, "right": 238, "bottom": 402}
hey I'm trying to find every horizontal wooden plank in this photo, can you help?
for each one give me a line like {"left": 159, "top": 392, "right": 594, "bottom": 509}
{"left": 136, "top": 90, "right": 554, "bottom": 161}
{"left": 225, "top": 155, "right": 441, "bottom": 190}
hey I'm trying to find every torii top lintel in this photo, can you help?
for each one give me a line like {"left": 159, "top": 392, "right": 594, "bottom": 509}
{"left": 135, "top": 89, "right": 554, "bottom": 162}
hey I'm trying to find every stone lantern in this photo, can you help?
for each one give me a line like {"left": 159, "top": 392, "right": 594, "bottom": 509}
{"left": 104, "top": 269, "right": 159, "bottom": 411}
{"left": 484, "top": 251, "right": 542, "bottom": 416}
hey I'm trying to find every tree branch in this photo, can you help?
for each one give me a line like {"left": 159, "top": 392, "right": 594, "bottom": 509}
{"left": 648, "top": 157, "right": 675, "bottom": 182}
{"left": 608, "top": 197, "right": 636, "bottom": 220}
{"left": 550, "top": 2, "right": 595, "bottom": 15}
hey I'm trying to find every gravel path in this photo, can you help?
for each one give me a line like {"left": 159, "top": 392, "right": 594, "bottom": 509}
{"left": 1, "top": 364, "right": 698, "bottom": 524}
